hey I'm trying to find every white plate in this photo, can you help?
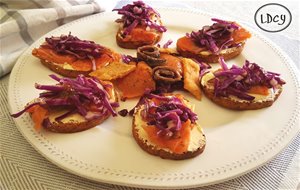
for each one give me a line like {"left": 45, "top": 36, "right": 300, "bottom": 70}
{"left": 8, "top": 8, "right": 300, "bottom": 189}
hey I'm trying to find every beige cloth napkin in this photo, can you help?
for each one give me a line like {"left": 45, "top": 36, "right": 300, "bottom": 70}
{"left": 0, "top": 0, "right": 117, "bottom": 77}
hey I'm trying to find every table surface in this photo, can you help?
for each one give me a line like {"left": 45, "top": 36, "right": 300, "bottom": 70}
{"left": 1, "top": 1, "right": 299, "bottom": 190}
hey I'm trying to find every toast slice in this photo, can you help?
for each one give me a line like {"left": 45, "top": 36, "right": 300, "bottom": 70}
{"left": 113, "top": 1, "right": 166, "bottom": 49}
{"left": 12, "top": 75, "right": 118, "bottom": 133}
{"left": 29, "top": 82, "right": 117, "bottom": 133}
{"left": 39, "top": 59, "right": 90, "bottom": 78}
{"left": 40, "top": 108, "right": 111, "bottom": 133}
{"left": 200, "top": 71, "right": 283, "bottom": 110}
{"left": 132, "top": 94, "right": 206, "bottom": 160}
{"left": 32, "top": 33, "right": 121, "bottom": 78}
{"left": 177, "top": 39, "right": 245, "bottom": 63}
{"left": 176, "top": 18, "right": 251, "bottom": 63}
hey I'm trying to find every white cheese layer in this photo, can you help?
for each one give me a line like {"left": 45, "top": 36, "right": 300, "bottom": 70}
{"left": 134, "top": 105, "right": 206, "bottom": 153}
{"left": 201, "top": 71, "right": 281, "bottom": 103}
{"left": 198, "top": 43, "right": 243, "bottom": 56}
{"left": 44, "top": 60, "right": 75, "bottom": 70}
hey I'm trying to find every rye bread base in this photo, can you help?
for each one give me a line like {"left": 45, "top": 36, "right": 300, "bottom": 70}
{"left": 200, "top": 78, "right": 283, "bottom": 110}
{"left": 31, "top": 84, "right": 118, "bottom": 133}
{"left": 132, "top": 109, "right": 206, "bottom": 160}
{"left": 177, "top": 42, "right": 245, "bottom": 63}
{"left": 41, "top": 59, "right": 90, "bottom": 78}
{"left": 43, "top": 113, "right": 110, "bottom": 133}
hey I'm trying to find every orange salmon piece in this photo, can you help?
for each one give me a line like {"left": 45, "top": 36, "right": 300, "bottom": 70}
{"left": 33, "top": 46, "right": 121, "bottom": 71}
{"left": 143, "top": 120, "right": 191, "bottom": 154}
{"left": 248, "top": 85, "right": 269, "bottom": 95}
{"left": 232, "top": 28, "right": 251, "bottom": 43}
{"left": 123, "top": 26, "right": 157, "bottom": 43}
{"left": 70, "top": 54, "right": 113, "bottom": 71}
{"left": 32, "top": 47, "right": 76, "bottom": 64}
{"left": 27, "top": 105, "right": 48, "bottom": 130}
{"left": 176, "top": 36, "right": 206, "bottom": 54}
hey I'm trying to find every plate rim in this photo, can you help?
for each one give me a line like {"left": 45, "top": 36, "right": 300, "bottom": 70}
{"left": 8, "top": 7, "right": 300, "bottom": 189}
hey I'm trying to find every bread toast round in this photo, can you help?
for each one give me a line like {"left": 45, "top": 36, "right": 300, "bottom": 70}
{"left": 33, "top": 47, "right": 121, "bottom": 78}
{"left": 200, "top": 72, "right": 283, "bottom": 110}
{"left": 33, "top": 82, "right": 118, "bottom": 133}
{"left": 177, "top": 42, "right": 245, "bottom": 63}
{"left": 43, "top": 112, "right": 110, "bottom": 133}
{"left": 41, "top": 59, "right": 90, "bottom": 78}
{"left": 132, "top": 105, "right": 206, "bottom": 160}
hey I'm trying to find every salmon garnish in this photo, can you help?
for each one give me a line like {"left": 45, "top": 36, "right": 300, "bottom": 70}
{"left": 248, "top": 85, "right": 269, "bottom": 96}
{"left": 143, "top": 119, "right": 191, "bottom": 154}
{"left": 27, "top": 105, "right": 48, "bottom": 130}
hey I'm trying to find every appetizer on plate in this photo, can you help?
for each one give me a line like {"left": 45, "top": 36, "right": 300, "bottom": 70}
{"left": 177, "top": 18, "right": 251, "bottom": 63}
{"left": 32, "top": 33, "right": 121, "bottom": 78}
{"left": 11, "top": 75, "right": 119, "bottom": 133}
{"left": 113, "top": 1, "right": 167, "bottom": 49}
{"left": 132, "top": 92, "right": 206, "bottom": 160}
{"left": 200, "top": 57, "right": 286, "bottom": 110}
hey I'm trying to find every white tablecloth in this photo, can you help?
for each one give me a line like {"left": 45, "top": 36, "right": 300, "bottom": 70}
{"left": 1, "top": 1, "right": 299, "bottom": 189}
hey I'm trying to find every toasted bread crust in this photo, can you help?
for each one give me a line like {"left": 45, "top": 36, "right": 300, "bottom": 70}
{"left": 200, "top": 80, "right": 283, "bottom": 110}
{"left": 177, "top": 42, "right": 245, "bottom": 63}
{"left": 43, "top": 114, "right": 110, "bottom": 133}
{"left": 41, "top": 59, "right": 90, "bottom": 78}
{"left": 116, "top": 29, "right": 163, "bottom": 49}
{"left": 132, "top": 108, "right": 206, "bottom": 160}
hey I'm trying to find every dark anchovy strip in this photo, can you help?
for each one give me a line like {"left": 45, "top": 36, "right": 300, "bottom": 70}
{"left": 137, "top": 45, "right": 166, "bottom": 67}
{"left": 153, "top": 66, "right": 182, "bottom": 83}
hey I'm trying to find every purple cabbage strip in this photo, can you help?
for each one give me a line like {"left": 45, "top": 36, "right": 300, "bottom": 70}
{"left": 219, "top": 57, "right": 228, "bottom": 70}
{"left": 162, "top": 39, "right": 173, "bottom": 48}
{"left": 11, "top": 102, "right": 41, "bottom": 118}
{"left": 35, "top": 83, "right": 65, "bottom": 91}
{"left": 211, "top": 18, "right": 240, "bottom": 29}
{"left": 49, "top": 74, "right": 61, "bottom": 82}
{"left": 191, "top": 57, "right": 212, "bottom": 77}
{"left": 121, "top": 54, "right": 138, "bottom": 63}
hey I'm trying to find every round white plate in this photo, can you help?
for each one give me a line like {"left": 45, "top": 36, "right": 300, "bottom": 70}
{"left": 8, "top": 8, "right": 300, "bottom": 189}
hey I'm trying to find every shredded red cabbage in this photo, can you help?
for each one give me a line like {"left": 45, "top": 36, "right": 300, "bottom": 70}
{"left": 211, "top": 18, "right": 240, "bottom": 29}
{"left": 113, "top": 1, "right": 167, "bottom": 36}
{"left": 187, "top": 18, "right": 240, "bottom": 54}
{"left": 11, "top": 75, "right": 119, "bottom": 122}
{"left": 192, "top": 57, "right": 212, "bottom": 77}
{"left": 121, "top": 54, "right": 138, "bottom": 63}
{"left": 135, "top": 91, "right": 198, "bottom": 137}
{"left": 162, "top": 39, "right": 173, "bottom": 48}
{"left": 212, "top": 57, "right": 286, "bottom": 100}
{"left": 42, "top": 32, "right": 105, "bottom": 71}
